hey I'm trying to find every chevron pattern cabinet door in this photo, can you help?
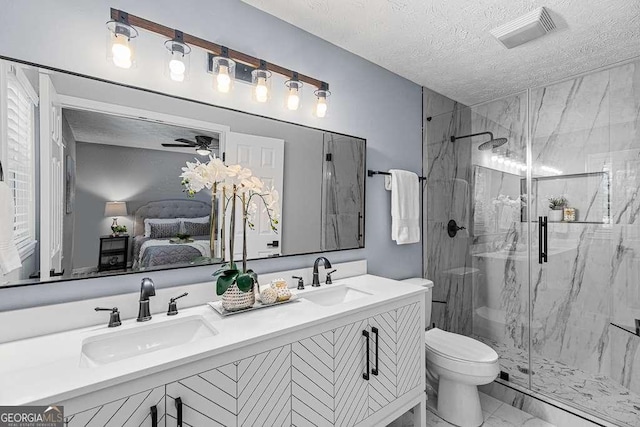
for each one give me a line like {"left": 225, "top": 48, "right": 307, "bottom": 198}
{"left": 65, "top": 386, "right": 165, "bottom": 427}
{"left": 291, "top": 331, "right": 334, "bottom": 427}
{"left": 166, "top": 362, "right": 237, "bottom": 427}
{"left": 368, "top": 310, "right": 398, "bottom": 416}
{"left": 237, "top": 344, "right": 292, "bottom": 427}
{"left": 334, "top": 319, "right": 369, "bottom": 427}
{"left": 396, "top": 302, "right": 423, "bottom": 396}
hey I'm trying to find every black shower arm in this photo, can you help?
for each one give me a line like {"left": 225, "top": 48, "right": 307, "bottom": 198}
{"left": 450, "top": 132, "right": 494, "bottom": 143}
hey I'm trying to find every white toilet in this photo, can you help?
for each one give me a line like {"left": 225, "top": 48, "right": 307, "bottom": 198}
{"left": 402, "top": 278, "right": 499, "bottom": 427}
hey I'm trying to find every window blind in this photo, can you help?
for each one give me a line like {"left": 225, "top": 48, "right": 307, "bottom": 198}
{"left": 5, "top": 73, "right": 35, "bottom": 252}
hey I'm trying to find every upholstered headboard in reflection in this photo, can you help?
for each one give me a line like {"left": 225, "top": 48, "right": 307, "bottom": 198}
{"left": 133, "top": 199, "right": 211, "bottom": 236}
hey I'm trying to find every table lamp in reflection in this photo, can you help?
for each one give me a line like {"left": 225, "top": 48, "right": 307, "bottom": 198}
{"left": 104, "top": 201, "right": 128, "bottom": 235}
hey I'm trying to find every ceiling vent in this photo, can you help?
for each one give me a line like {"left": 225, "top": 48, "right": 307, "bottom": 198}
{"left": 490, "top": 7, "right": 556, "bottom": 49}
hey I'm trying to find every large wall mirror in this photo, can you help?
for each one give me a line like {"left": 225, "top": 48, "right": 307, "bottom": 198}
{"left": 0, "top": 58, "right": 365, "bottom": 287}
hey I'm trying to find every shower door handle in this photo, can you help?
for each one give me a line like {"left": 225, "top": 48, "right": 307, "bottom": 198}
{"left": 538, "top": 216, "right": 548, "bottom": 264}
{"left": 542, "top": 216, "right": 548, "bottom": 263}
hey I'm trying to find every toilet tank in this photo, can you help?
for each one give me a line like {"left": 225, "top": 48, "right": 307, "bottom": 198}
{"left": 401, "top": 278, "right": 434, "bottom": 326}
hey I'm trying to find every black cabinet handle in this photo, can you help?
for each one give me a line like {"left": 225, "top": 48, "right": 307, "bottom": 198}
{"left": 371, "top": 327, "right": 379, "bottom": 376}
{"left": 362, "top": 330, "right": 370, "bottom": 380}
{"left": 150, "top": 405, "right": 157, "bottom": 427}
{"left": 175, "top": 397, "right": 183, "bottom": 427}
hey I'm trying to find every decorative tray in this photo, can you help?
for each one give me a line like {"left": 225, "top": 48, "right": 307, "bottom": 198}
{"left": 208, "top": 294, "right": 298, "bottom": 317}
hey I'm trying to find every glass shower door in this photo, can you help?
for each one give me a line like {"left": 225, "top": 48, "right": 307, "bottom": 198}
{"left": 468, "top": 92, "right": 532, "bottom": 390}
{"left": 528, "top": 68, "right": 617, "bottom": 422}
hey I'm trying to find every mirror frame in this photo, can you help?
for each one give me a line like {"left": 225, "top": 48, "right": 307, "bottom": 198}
{"left": 0, "top": 55, "right": 367, "bottom": 289}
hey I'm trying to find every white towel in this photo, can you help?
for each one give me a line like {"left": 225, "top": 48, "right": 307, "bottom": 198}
{"left": 0, "top": 182, "right": 22, "bottom": 275}
{"left": 384, "top": 169, "right": 420, "bottom": 244}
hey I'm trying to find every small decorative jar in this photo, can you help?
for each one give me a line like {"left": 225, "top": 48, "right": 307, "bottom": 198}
{"left": 563, "top": 207, "right": 576, "bottom": 222}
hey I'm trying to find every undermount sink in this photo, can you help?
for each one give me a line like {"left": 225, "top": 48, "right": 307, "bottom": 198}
{"left": 302, "top": 285, "right": 372, "bottom": 306}
{"left": 80, "top": 315, "right": 217, "bottom": 367}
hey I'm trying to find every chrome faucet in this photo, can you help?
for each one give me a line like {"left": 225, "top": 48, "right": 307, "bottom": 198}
{"left": 137, "top": 277, "right": 156, "bottom": 322}
{"left": 312, "top": 257, "right": 332, "bottom": 287}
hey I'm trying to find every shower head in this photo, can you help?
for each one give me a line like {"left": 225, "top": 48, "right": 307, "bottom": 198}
{"left": 450, "top": 132, "right": 508, "bottom": 151}
{"left": 478, "top": 137, "right": 508, "bottom": 151}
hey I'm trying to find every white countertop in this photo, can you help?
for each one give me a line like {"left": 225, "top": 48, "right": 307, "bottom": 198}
{"left": 0, "top": 274, "right": 424, "bottom": 406}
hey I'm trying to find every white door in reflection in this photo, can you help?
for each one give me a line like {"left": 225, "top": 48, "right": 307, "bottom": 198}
{"left": 224, "top": 132, "right": 284, "bottom": 260}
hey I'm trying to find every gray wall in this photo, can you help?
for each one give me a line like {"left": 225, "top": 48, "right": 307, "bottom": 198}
{"left": 0, "top": 0, "right": 422, "bottom": 310}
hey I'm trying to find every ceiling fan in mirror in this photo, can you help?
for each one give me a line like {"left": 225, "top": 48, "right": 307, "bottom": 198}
{"left": 162, "top": 135, "right": 217, "bottom": 156}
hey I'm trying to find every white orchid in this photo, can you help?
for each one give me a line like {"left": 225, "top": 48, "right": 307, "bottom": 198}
{"left": 180, "top": 155, "right": 229, "bottom": 196}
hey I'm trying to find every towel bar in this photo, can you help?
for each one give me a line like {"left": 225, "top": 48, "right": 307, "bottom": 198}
{"left": 367, "top": 169, "right": 427, "bottom": 181}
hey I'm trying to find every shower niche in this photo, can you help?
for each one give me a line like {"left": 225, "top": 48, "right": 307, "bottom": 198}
{"left": 522, "top": 171, "right": 610, "bottom": 224}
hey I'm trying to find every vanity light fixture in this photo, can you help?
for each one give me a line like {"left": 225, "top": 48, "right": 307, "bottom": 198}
{"left": 314, "top": 82, "right": 330, "bottom": 118}
{"left": 251, "top": 60, "right": 271, "bottom": 103}
{"left": 164, "top": 31, "right": 191, "bottom": 82}
{"left": 212, "top": 47, "right": 236, "bottom": 93}
{"left": 285, "top": 73, "right": 302, "bottom": 111}
{"left": 107, "top": 9, "right": 332, "bottom": 113}
{"left": 106, "top": 12, "right": 138, "bottom": 69}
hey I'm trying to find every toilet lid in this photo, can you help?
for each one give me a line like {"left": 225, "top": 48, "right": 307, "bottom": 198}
{"left": 425, "top": 328, "right": 498, "bottom": 364}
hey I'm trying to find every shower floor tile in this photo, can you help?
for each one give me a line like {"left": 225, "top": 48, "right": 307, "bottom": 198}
{"left": 475, "top": 336, "right": 640, "bottom": 427}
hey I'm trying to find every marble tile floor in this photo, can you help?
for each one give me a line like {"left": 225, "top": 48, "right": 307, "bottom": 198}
{"left": 475, "top": 336, "right": 640, "bottom": 426}
{"left": 387, "top": 392, "right": 555, "bottom": 427}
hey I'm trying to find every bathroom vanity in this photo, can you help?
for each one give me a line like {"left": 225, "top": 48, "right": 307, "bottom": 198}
{"left": 0, "top": 274, "right": 426, "bottom": 426}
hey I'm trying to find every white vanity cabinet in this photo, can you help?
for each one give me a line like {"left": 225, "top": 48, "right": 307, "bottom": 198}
{"left": 288, "top": 302, "right": 424, "bottom": 427}
{"left": 59, "top": 291, "right": 424, "bottom": 427}
{"left": 64, "top": 386, "right": 165, "bottom": 426}
{"left": 166, "top": 345, "right": 292, "bottom": 426}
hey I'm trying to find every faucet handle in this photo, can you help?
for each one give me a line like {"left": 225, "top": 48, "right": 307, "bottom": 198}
{"left": 292, "top": 276, "right": 304, "bottom": 290}
{"left": 325, "top": 270, "right": 337, "bottom": 285}
{"left": 95, "top": 307, "right": 121, "bottom": 328}
{"left": 167, "top": 293, "right": 188, "bottom": 316}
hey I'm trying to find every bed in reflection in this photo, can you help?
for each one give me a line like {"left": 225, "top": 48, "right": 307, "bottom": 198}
{"left": 131, "top": 200, "right": 212, "bottom": 269}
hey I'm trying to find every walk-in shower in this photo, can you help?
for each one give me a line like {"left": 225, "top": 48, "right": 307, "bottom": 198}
{"left": 424, "top": 57, "right": 640, "bottom": 426}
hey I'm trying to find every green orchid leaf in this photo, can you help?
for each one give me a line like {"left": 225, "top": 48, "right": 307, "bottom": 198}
{"left": 236, "top": 273, "right": 255, "bottom": 292}
{"left": 216, "top": 271, "right": 239, "bottom": 295}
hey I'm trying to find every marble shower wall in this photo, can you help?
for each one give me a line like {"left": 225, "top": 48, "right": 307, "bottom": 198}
{"left": 464, "top": 58, "right": 640, "bottom": 407}
{"left": 423, "top": 87, "right": 473, "bottom": 335}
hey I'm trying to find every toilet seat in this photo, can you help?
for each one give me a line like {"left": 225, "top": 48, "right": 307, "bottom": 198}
{"left": 426, "top": 328, "right": 498, "bottom": 363}
{"left": 425, "top": 328, "right": 499, "bottom": 377}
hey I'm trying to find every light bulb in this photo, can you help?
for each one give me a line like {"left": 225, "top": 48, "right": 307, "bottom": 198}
{"left": 491, "top": 155, "right": 498, "bottom": 162}
{"left": 497, "top": 157, "right": 505, "bottom": 164}
{"left": 255, "top": 77, "right": 268, "bottom": 102}
{"left": 111, "top": 34, "right": 132, "bottom": 69}
{"left": 217, "top": 64, "right": 231, "bottom": 93}
{"left": 170, "top": 72, "right": 185, "bottom": 82}
{"left": 316, "top": 96, "right": 327, "bottom": 118}
{"left": 169, "top": 51, "right": 186, "bottom": 81}
{"left": 287, "top": 86, "right": 300, "bottom": 110}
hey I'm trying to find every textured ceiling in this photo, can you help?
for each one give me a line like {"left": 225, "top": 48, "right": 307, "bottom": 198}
{"left": 242, "top": 0, "right": 640, "bottom": 105}
{"left": 64, "top": 109, "right": 220, "bottom": 154}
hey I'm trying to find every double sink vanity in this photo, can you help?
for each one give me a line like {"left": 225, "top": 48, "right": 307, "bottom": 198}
{"left": 0, "top": 269, "right": 426, "bottom": 427}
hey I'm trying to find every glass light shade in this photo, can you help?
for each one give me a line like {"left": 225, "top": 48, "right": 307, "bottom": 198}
{"left": 212, "top": 57, "right": 236, "bottom": 93}
{"left": 164, "top": 40, "right": 191, "bottom": 82}
{"left": 106, "top": 21, "right": 138, "bottom": 69}
{"left": 314, "top": 88, "right": 330, "bottom": 118}
{"left": 285, "top": 79, "right": 302, "bottom": 111}
{"left": 196, "top": 148, "right": 212, "bottom": 156}
{"left": 104, "top": 201, "right": 128, "bottom": 217}
{"left": 251, "top": 69, "right": 272, "bottom": 103}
